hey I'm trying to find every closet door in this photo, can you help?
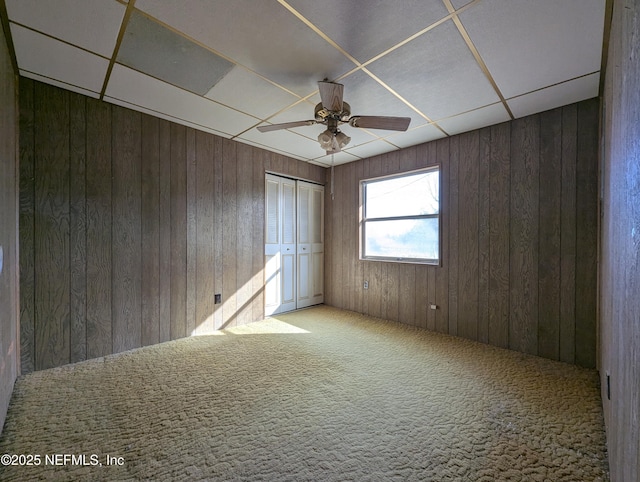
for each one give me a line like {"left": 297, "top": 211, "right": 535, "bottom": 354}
{"left": 297, "top": 180, "right": 324, "bottom": 308}
{"left": 264, "top": 174, "right": 296, "bottom": 315}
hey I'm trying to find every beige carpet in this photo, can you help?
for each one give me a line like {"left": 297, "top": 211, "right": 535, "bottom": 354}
{"left": 0, "top": 306, "right": 609, "bottom": 481}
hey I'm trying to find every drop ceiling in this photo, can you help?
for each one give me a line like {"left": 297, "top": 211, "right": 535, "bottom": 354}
{"left": 3, "top": 0, "right": 606, "bottom": 167}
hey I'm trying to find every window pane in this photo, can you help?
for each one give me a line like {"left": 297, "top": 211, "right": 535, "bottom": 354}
{"left": 365, "top": 170, "right": 439, "bottom": 218}
{"left": 364, "top": 218, "right": 439, "bottom": 260}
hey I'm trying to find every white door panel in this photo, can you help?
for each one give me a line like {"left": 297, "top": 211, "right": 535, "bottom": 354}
{"left": 265, "top": 174, "right": 323, "bottom": 315}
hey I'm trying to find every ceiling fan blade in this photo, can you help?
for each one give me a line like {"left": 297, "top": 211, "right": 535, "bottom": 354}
{"left": 349, "top": 116, "right": 411, "bottom": 131}
{"left": 318, "top": 81, "right": 344, "bottom": 112}
{"left": 257, "top": 120, "right": 317, "bottom": 132}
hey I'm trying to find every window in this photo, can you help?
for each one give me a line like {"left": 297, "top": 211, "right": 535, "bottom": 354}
{"left": 360, "top": 167, "right": 440, "bottom": 264}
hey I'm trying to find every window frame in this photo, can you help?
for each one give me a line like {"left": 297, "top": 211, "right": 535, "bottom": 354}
{"left": 359, "top": 166, "right": 441, "bottom": 266}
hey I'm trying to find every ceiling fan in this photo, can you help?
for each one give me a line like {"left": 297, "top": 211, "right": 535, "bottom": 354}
{"left": 257, "top": 80, "right": 411, "bottom": 154}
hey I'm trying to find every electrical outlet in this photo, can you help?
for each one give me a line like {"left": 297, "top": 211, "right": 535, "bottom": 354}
{"left": 214, "top": 293, "right": 222, "bottom": 304}
{"left": 363, "top": 280, "right": 369, "bottom": 290}
{"left": 429, "top": 303, "right": 438, "bottom": 310}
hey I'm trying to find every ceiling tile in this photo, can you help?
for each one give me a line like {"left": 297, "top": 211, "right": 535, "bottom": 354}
{"left": 367, "top": 19, "right": 499, "bottom": 121}
{"left": 383, "top": 124, "right": 446, "bottom": 148}
{"left": 11, "top": 24, "right": 109, "bottom": 93}
{"left": 437, "top": 103, "right": 510, "bottom": 135}
{"left": 450, "top": 0, "right": 475, "bottom": 9}
{"left": 507, "top": 73, "right": 599, "bottom": 119}
{"left": 313, "top": 151, "right": 360, "bottom": 167}
{"left": 340, "top": 70, "right": 428, "bottom": 127}
{"left": 118, "top": 11, "right": 234, "bottom": 95}
{"left": 458, "top": 0, "right": 605, "bottom": 99}
{"left": 265, "top": 99, "right": 318, "bottom": 126}
{"left": 284, "top": 0, "right": 449, "bottom": 63}
{"left": 5, "top": 0, "right": 125, "bottom": 57}
{"left": 344, "top": 140, "right": 399, "bottom": 159}
{"left": 205, "top": 68, "right": 299, "bottom": 119}
{"left": 20, "top": 70, "right": 100, "bottom": 99}
{"left": 105, "top": 64, "right": 258, "bottom": 136}
{"left": 104, "top": 96, "right": 231, "bottom": 138}
{"left": 135, "top": 0, "right": 357, "bottom": 96}
{"left": 239, "top": 126, "right": 326, "bottom": 160}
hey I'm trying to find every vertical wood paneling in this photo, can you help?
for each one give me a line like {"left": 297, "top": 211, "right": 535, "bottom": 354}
{"left": 600, "top": 1, "right": 640, "bottom": 478}
{"left": 69, "top": 93, "right": 87, "bottom": 363}
{"left": 112, "top": 106, "right": 142, "bottom": 353}
{"left": 559, "top": 105, "right": 577, "bottom": 363}
{"left": 170, "top": 124, "right": 187, "bottom": 339}
{"left": 359, "top": 160, "right": 370, "bottom": 315}
{"left": 575, "top": 99, "right": 599, "bottom": 368}
{"left": 352, "top": 160, "right": 364, "bottom": 314}
{"left": 509, "top": 116, "right": 540, "bottom": 356}
{"left": 20, "top": 80, "right": 327, "bottom": 372}
{"left": 19, "top": 78, "right": 35, "bottom": 373}
{"left": 448, "top": 136, "right": 460, "bottom": 336}
{"left": 538, "top": 108, "right": 562, "bottom": 360}
{"left": 236, "top": 143, "right": 253, "bottom": 325}
{"left": 457, "top": 131, "right": 479, "bottom": 340}
{"left": 477, "top": 127, "right": 491, "bottom": 345}
{"left": 212, "top": 136, "right": 224, "bottom": 330}
{"left": 330, "top": 161, "right": 344, "bottom": 309}
{"left": 158, "top": 119, "right": 172, "bottom": 343}
{"left": 222, "top": 138, "right": 237, "bottom": 328}
{"left": 322, "top": 101, "right": 598, "bottom": 368}
{"left": 385, "top": 263, "right": 399, "bottom": 322}
{"left": 435, "top": 138, "right": 450, "bottom": 334}
{"left": 367, "top": 156, "right": 382, "bottom": 319}
{"left": 86, "top": 98, "right": 112, "bottom": 359}
{"left": 0, "top": 35, "right": 18, "bottom": 430}
{"left": 34, "top": 83, "right": 70, "bottom": 370}
{"left": 252, "top": 148, "right": 266, "bottom": 321}
{"left": 195, "top": 130, "right": 215, "bottom": 334}
{"left": 141, "top": 114, "right": 160, "bottom": 346}
{"left": 488, "top": 123, "right": 510, "bottom": 348}
{"left": 398, "top": 147, "right": 417, "bottom": 326}
{"left": 186, "top": 128, "right": 197, "bottom": 336}
{"left": 342, "top": 161, "right": 353, "bottom": 309}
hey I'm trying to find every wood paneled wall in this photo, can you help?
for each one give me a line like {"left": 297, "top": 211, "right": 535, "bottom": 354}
{"left": 0, "top": 22, "right": 19, "bottom": 433}
{"left": 325, "top": 98, "right": 599, "bottom": 368}
{"left": 600, "top": 0, "right": 640, "bottom": 480}
{"left": 19, "top": 78, "right": 325, "bottom": 373}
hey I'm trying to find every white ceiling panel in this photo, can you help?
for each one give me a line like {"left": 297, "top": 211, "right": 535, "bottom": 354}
{"left": 458, "top": 0, "right": 606, "bottom": 99}
{"left": 345, "top": 140, "right": 399, "bottom": 159}
{"left": 239, "top": 125, "right": 326, "bottom": 160}
{"left": 437, "top": 103, "right": 510, "bottom": 136}
{"left": 284, "top": 0, "right": 449, "bottom": 63}
{"left": 104, "top": 96, "right": 232, "bottom": 138}
{"left": 313, "top": 151, "right": 361, "bottom": 167}
{"left": 383, "top": 124, "right": 447, "bottom": 149}
{"left": 206, "top": 68, "right": 299, "bottom": 120}
{"left": 366, "top": 19, "right": 500, "bottom": 121}
{"left": 20, "top": 70, "right": 100, "bottom": 99}
{"left": 5, "top": 0, "right": 125, "bottom": 58}
{"left": 340, "top": 70, "right": 428, "bottom": 128}
{"left": 106, "top": 65, "right": 258, "bottom": 137}
{"left": 11, "top": 24, "right": 108, "bottom": 94}
{"left": 507, "top": 73, "right": 600, "bottom": 119}
{"left": 135, "top": 0, "right": 357, "bottom": 96}
{"left": 450, "top": 0, "right": 476, "bottom": 9}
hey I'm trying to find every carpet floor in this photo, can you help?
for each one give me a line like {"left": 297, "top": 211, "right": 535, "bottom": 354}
{"left": 0, "top": 306, "right": 609, "bottom": 481}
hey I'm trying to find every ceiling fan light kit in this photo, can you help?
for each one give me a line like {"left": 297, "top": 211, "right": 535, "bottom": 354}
{"left": 258, "top": 81, "right": 411, "bottom": 153}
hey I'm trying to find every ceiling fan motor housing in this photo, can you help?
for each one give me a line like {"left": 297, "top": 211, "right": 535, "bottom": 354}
{"left": 314, "top": 101, "right": 351, "bottom": 126}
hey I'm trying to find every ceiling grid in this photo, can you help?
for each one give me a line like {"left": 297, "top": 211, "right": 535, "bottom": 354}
{"left": 2, "top": 0, "right": 606, "bottom": 166}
